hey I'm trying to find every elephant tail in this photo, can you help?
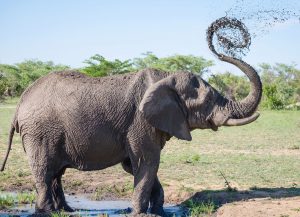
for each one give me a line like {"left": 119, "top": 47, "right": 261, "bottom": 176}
{"left": 0, "top": 124, "right": 15, "bottom": 171}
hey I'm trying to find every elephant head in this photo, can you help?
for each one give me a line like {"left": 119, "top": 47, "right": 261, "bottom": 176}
{"left": 139, "top": 17, "right": 262, "bottom": 141}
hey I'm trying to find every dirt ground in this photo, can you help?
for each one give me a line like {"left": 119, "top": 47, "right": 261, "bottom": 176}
{"left": 215, "top": 197, "right": 300, "bottom": 217}
{"left": 2, "top": 166, "right": 300, "bottom": 217}
{"left": 183, "top": 187, "right": 300, "bottom": 217}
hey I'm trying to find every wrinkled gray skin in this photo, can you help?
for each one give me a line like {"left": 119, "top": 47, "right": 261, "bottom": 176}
{"left": 1, "top": 37, "right": 262, "bottom": 217}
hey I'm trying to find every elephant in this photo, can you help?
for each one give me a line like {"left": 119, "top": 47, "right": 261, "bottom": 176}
{"left": 1, "top": 19, "right": 262, "bottom": 216}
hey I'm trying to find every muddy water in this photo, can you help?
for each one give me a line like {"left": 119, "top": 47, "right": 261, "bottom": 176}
{"left": 225, "top": 0, "right": 300, "bottom": 38}
{"left": 1, "top": 194, "right": 186, "bottom": 216}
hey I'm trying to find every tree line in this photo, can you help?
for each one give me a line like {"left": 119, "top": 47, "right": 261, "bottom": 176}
{"left": 0, "top": 52, "right": 299, "bottom": 110}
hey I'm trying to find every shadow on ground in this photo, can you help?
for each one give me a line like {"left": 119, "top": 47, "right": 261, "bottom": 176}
{"left": 182, "top": 187, "right": 300, "bottom": 207}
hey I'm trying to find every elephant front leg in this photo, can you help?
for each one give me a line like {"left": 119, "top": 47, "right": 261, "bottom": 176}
{"left": 122, "top": 158, "right": 165, "bottom": 216}
{"left": 150, "top": 177, "right": 165, "bottom": 216}
{"left": 132, "top": 158, "right": 159, "bottom": 215}
{"left": 132, "top": 147, "right": 160, "bottom": 215}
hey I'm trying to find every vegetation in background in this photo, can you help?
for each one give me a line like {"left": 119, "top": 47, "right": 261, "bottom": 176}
{"left": 133, "top": 52, "right": 214, "bottom": 76}
{"left": 0, "top": 60, "right": 69, "bottom": 98}
{"left": 81, "top": 54, "right": 134, "bottom": 77}
{"left": 208, "top": 63, "right": 300, "bottom": 110}
{"left": 0, "top": 54, "right": 299, "bottom": 110}
{"left": 208, "top": 72, "right": 250, "bottom": 100}
{"left": 259, "top": 63, "right": 300, "bottom": 109}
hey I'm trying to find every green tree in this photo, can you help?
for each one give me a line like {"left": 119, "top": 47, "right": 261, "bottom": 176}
{"left": 133, "top": 52, "right": 213, "bottom": 76}
{"left": 259, "top": 63, "right": 300, "bottom": 109}
{"left": 82, "top": 54, "right": 134, "bottom": 77}
{"left": 0, "top": 73, "right": 8, "bottom": 98}
{"left": 0, "top": 60, "right": 69, "bottom": 97}
{"left": 0, "top": 64, "right": 21, "bottom": 97}
{"left": 133, "top": 52, "right": 159, "bottom": 69}
{"left": 208, "top": 72, "right": 250, "bottom": 100}
{"left": 16, "top": 60, "right": 69, "bottom": 91}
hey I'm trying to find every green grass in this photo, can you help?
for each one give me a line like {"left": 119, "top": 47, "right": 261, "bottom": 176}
{"left": 0, "top": 98, "right": 300, "bottom": 208}
{"left": 16, "top": 191, "right": 35, "bottom": 205}
{"left": 0, "top": 191, "right": 35, "bottom": 209}
{"left": 50, "top": 211, "right": 70, "bottom": 217}
{"left": 0, "top": 194, "right": 15, "bottom": 209}
{"left": 159, "top": 110, "right": 300, "bottom": 191}
{"left": 184, "top": 199, "right": 217, "bottom": 216}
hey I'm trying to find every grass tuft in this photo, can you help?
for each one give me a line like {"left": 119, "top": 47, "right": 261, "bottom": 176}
{"left": 288, "top": 145, "right": 300, "bottom": 150}
{"left": 184, "top": 199, "right": 217, "bottom": 216}
{"left": 16, "top": 191, "right": 35, "bottom": 205}
{"left": 0, "top": 194, "right": 15, "bottom": 209}
{"left": 50, "top": 211, "right": 70, "bottom": 217}
{"left": 185, "top": 154, "right": 201, "bottom": 164}
{"left": 0, "top": 192, "right": 35, "bottom": 209}
{"left": 219, "top": 171, "right": 237, "bottom": 192}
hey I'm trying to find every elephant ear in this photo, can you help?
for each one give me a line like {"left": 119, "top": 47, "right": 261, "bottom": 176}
{"left": 139, "top": 78, "right": 192, "bottom": 141}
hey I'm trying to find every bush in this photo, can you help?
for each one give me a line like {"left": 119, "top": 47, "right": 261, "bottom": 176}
{"left": 259, "top": 63, "right": 300, "bottom": 109}
{"left": 262, "top": 84, "right": 284, "bottom": 109}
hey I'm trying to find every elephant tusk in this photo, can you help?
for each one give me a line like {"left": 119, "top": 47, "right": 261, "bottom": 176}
{"left": 224, "top": 112, "right": 260, "bottom": 126}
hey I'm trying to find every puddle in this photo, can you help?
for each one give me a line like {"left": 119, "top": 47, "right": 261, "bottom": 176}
{"left": 0, "top": 193, "right": 187, "bottom": 216}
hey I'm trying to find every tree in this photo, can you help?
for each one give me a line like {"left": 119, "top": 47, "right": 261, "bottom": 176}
{"left": 82, "top": 54, "right": 134, "bottom": 77}
{"left": 208, "top": 72, "right": 250, "bottom": 100}
{"left": 133, "top": 52, "right": 159, "bottom": 69}
{"left": 259, "top": 63, "right": 300, "bottom": 109}
{"left": 0, "top": 64, "right": 21, "bottom": 97}
{"left": 16, "top": 60, "right": 69, "bottom": 91}
{"left": 0, "top": 73, "right": 8, "bottom": 98}
{"left": 133, "top": 52, "right": 213, "bottom": 76}
{"left": 0, "top": 60, "right": 69, "bottom": 97}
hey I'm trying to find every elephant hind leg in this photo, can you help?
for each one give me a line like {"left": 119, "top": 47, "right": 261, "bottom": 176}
{"left": 52, "top": 167, "right": 74, "bottom": 212}
{"left": 24, "top": 137, "right": 55, "bottom": 213}
{"left": 34, "top": 179, "right": 55, "bottom": 213}
{"left": 24, "top": 135, "right": 67, "bottom": 213}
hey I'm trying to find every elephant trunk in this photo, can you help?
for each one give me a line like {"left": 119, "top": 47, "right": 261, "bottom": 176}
{"left": 220, "top": 55, "right": 262, "bottom": 125}
{"left": 207, "top": 17, "right": 262, "bottom": 126}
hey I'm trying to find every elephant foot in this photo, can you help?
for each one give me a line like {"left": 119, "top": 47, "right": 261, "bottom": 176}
{"left": 35, "top": 203, "right": 74, "bottom": 215}
{"left": 35, "top": 203, "right": 55, "bottom": 215}
{"left": 29, "top": 213, "right": 51, "bottom": 217}
{"left": 54, "top": 199, "right": 74, "bottom": 212}
{"left": 130, "top": 214, "right": 162, "bottom": 217}
{"left": 33, "top": 209, "right": 53, "bottom": 217}
{"left": 53, "top": 204, "right": 74, "bottom": 213}
{"left": 150, "top": 207, "right": 167, "bottom": 217}
{"left": 60, "top": 204, "right": 74, "bottom": 212}
{"left": 130, "top": 208, "right": 166, "bottom": 217}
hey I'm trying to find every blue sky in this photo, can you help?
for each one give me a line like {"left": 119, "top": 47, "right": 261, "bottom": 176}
{"left": 0, "top": 0, "right": 299, "bottom": 74}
